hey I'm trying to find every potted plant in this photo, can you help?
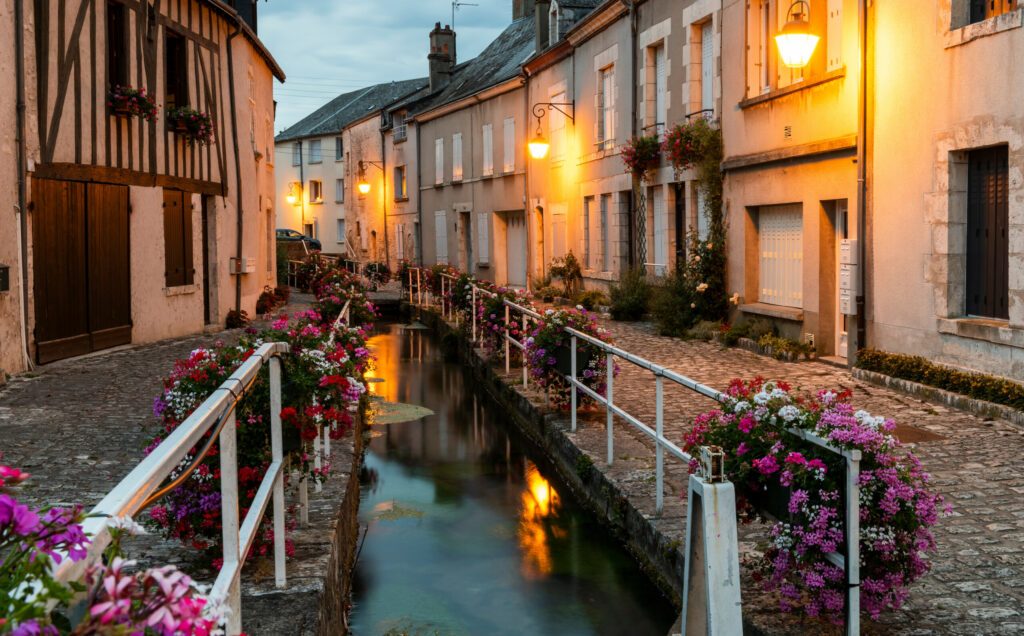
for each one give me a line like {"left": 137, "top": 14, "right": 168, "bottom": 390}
{"left": 621, "top": 134, "right": 662, "bottom": 182}
{"left": 108, "top": 85, "right": 159, "bottom": 121}
{"left": 166, "top": 106, "right": 214, "bottom": 145}
{"left": 524, "top": 307, "right": 617, "bottom": 409}
{"left": 663, "top": 117, "right": 720, "bottom": 175}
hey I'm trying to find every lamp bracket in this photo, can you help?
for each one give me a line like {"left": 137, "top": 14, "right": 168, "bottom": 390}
{"left": 532, "top": 101, "right": 576, "bottom": 124}
{"left": 358, "top": 159, "right": 384, "bottom": 173}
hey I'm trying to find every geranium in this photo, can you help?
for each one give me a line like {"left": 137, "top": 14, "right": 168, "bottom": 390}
{"left": 107, "top": 85, "right": 159, "bottom": 121}
{"left": 166, "top": 106, "right": 214, "bottom": 145}
{"left": 523, "top": 307, "right": 618, "bottom": 409}
{"left": 620, "top": 134, "right": 662, "bottom": 181}
{"left": 683, "top": 378, "right": 947, "bottom": 625}
{"left": 477, "top": 287, "right": 535, "bottom": 361}
{"left": 663, "top": 117, "right": 719, "bottom": 174}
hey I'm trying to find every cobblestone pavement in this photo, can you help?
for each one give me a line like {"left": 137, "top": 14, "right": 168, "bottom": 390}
{"left": 497, "top": 318, "right": 1024, "bottom": 635}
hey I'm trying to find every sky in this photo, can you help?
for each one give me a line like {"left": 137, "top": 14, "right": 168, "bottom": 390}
{"left": 260, "top": 0, "right": 510, "bottom": 131}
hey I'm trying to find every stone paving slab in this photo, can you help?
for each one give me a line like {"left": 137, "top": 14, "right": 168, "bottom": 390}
{"left": 492, "top": 318, "right": 1024, "bottom": 635}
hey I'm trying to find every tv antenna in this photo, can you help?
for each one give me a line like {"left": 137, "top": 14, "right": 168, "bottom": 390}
{"left": 452, "top": 1, "right": 478, "bottom": 31}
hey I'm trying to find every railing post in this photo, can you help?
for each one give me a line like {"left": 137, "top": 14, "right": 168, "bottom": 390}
{"left": 218, "top": 410, "right": 242, "bottom": 635}
{"left": 472, "top": 285, "right": 477, "bottom": 342}
{"left": 504, "top": 304, "right": 511, "bottom": 376}
{"left": 655, "top": 373, "right": 664, "bottom": 514}
{"left": 570, "top": 335, "right": 577, "bottom": 432}
{"left": 606, "top": 351, "right": 614, "bottom": 466}
{"left": 846, "top": 454, "right": 862, "bottom": 636}
{"left": 299, "top": 472, "right": 309, "bottom": 527}
{"left": 522, "top": 314, "right": 528, "bottom": 388}
{"left": 313, "top": 430, "right": 323, "bottom": 493}
{"left": 269, "top": 357, "right": 286, "bottom": 589}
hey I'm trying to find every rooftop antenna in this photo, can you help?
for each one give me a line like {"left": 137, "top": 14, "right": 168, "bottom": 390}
{"left": 452, "top": 1, "right": 478, "bottom": 32}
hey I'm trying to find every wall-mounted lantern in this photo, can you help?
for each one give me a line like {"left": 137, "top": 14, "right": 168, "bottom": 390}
{"left": 285, "top": 182, "right": 299, "bottom": 205}
{"left": 775, "top": 1, "right": 819, "bottom": 69}
{"left": 357, "top": 160, "right": 383, "bottom": 194}
{"left": 528, "top": 101, "right": 575, "bottom": 160}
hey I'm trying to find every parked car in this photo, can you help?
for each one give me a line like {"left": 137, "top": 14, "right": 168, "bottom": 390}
{"left": 276, "top": 228, "right": 321, "bottom": 251}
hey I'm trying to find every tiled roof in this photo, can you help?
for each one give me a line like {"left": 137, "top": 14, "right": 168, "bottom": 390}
{"left": 275, "top": 77, "right": 428, "bottom": 142}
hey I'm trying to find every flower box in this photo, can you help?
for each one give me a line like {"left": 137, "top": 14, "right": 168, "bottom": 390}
{"left": 751, "top": 480, "right": 792, "bottom": 523}
{"left": 553, "top": 343, "right": 595, "bottom": 378}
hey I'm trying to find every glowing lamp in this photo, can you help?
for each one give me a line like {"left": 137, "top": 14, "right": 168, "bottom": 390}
{"left": 357, "top": 179, "right": 371, "bottom": 195}
{"left": 286, "top": 193, "right": 297, "bottom": 205}
{"left": 775, "top": 1, "right": 819, "bottom": 69}
{"left": 528, "top": 133, "right": 550, "bottom": 160}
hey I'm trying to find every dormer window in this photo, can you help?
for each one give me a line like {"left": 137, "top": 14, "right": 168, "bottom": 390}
{"left": 549, "top": 1, "right": 560, "bottom": 47}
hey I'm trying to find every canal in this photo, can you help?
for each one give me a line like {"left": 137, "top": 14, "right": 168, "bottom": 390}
{"left": 349, "top": 322, "right": 676, "bottom": 635}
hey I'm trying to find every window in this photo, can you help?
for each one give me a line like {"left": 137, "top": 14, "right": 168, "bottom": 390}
{"left": 435, "top": 210, "right": 448, "bottom": 264}
{"left": 758, "top": 204, "right": 804, "bottom": 308}
{"left": 597, "top": 66, "right": 615, "bottom": 149}
{"left": 583, "top": 197, "right": 593, "bottom": 268}
{"left": 435, "top": 138, "right": 444, "bottom": 185}
{"left": 335, "top": 178, "right": 345, "bottom": 203}
{"left": 600, "top": 194, "right": 611, "bottom": 271}
{"left": 164, "top": 31, "right": 188, "bottom": 110}
{"left": 304, "top": 222, "right": 315, "bottom": 239}
{"left": 550, "top": 92, "right": 567, "bottom": 160}
{"left": 394, "top": 112, "right": 408, "bottom": 142}
{"left": 162, "top": 189, "right": 194, "bottom": 287}
{"left": 308, "top": 179, "right": 323, "bottom": 204}
{"left": 477, "top": 212, "right": 489, "bottom": 264}
{"left": 452, "top": 133, "right": 464, "bottom": 181}
{"left": 549, "top": 1, "right": 560, "bottom": 47}
{"left": 482, "top": 124, "right": 494, "bottom": 176}
{"left": 745, "top": 0, "right": 836, "bottom": 97}
{"left": 107, "top": 2, "right": 128, "bottom": 88}
{"left": 395, "top": 222, "right": 405, "bottom": 258}
{"left": 700, "top": 21, "right": 714, "bottom": 111}
{"left": 335, "top": 136, "right": 343, "bottom": 161}
{"left": 308, "top": 139, "right": 322, "bottom": 163}
{"left": 966, "top": 146, "right": 1010, "bottom": 319}
{"left": 650, "top": 44, "right": 667, "bottom": 135}
{"left": 292, "top": 142, "right": 301, "bottom": 166}
{"left": 968, "top": 0, "right": 1018, "bottom": 25}
{"left": 394, "top": 166, "right": 407, "bottom": 200}
{"left": 503, "top": 117, "right": 516, "bottom": 173}
{"left": 336, "top": 219, "right": 346, "bottom": 244}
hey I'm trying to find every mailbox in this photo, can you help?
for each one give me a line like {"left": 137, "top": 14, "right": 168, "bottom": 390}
{"left": 840, "top": 239, "right": 858, "bottom": 266}
{"left": 0, "top": 264, "right": 9, "bottom": 292}
{"left": 839, "top": 264, "right": 859, "bottom": 294}
{"left": 839, "top": 290, "right": 855, "bottom": 316}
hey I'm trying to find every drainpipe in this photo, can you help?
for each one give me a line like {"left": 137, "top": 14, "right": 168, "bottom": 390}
{"left": 415, "top": 121, "right": 423, "bottom": 266}
{"left": 851, "top": 0, "right": 868, "bottom": 367}
{"left": 227, "top": 20, "right": 244, "bottom": 312}
{"left": 523, "top": 76, "right": 534, "bottom": 289}
{"left": 298, "top": 140, "right": 305, "bottom": 231}
{"left": 380, "top": 123, "right": 391, "bottom": 270}
{"left": 14, "top": 0, "right": 33, "bottom": 371}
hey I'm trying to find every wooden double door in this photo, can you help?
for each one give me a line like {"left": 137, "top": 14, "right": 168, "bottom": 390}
{"left": 32, "top": 178, "right": 131, "bottom": 363}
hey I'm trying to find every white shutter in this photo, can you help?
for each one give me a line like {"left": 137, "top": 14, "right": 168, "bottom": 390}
{"left": 655, "top": 45, "right": 667, "bottom": 136}
{"left": 551, "top": 92, "right": 566, "bottom": 159}
{"left": 696, "top": 187, "right": 709, "bottom": 240}
{"left": 605, "top": 68, "right": 616, "bottom": 144}
{"left": 503, "top": 117, "right": 515, "bottom": 172}
{"left": 477, "top": 212, "right": 490, "bottom": 264}
{"left": 653, "top": 188, "right": 667, "bottom": 276}
{"left": 482, "top": 124, "right": 494, "bottom": 176}
{"left": 701, "top": 21, "right": 714, "bottom": 111}
{"left": 395, "top": 223, "right": 404, "bottom": 259}
{"left": 599, "top": 194, "right": 610, "bottom": 271}
{"left": 582, "top": 198, "right": 592, "bottom": 268}
{"left": 434, "top": 210, "right": 448, "bottom": 264}
{"left": 453, "top": 133, "right": 464, "bottom": 181}
{"left": 435, "top": 138, "right": 444, "bottom": 185}
{"left": 758, "top": 204, "right": 804, "bottom": 308}
{"left": 827, "top": 0, "right": 843, "bottom": 71}
{"left": 550, "top": 204, "right": 567, "bottom": 259}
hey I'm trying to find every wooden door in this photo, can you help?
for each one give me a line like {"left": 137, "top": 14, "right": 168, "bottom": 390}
{"left": 967, "top": 146, "right": 1009, "bottom": 319}
{"left": 32, "top": 178, "right": 131, "bottom": 364}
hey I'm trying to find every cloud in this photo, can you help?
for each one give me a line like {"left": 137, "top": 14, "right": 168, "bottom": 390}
{"left": 259, "top": 0, "right": 510, "bottom": 130}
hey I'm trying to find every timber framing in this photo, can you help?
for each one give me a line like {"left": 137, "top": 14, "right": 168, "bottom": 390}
{"left": 32, "top": 163, "right": 226, "bottom": 196}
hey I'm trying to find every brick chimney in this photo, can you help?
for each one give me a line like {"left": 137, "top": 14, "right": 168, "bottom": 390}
{"left": 428, "top": 22, "right": 456, "bottom": 92}
{"left": 535, "top": 0, "right": 551, "bottom": 51}
{"left": 513, "top": 0, "right": 536, "bottom": 20}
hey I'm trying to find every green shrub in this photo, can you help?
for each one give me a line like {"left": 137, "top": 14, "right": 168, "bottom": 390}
{"left": 721, "top": 322, "right": 748, "bottom": 346}
{"left": 746, "top": 318, "right": 775, "bottom": 342}
{"left": 856, "top": 349, "right": 1024, "bottom": 411}
{"left": 549, "top": 252, "right": 584, "bottom": 298}
{"left": 758, "top": 334, "right": 813, "bottom": 360}
{"left": 686, "top": 320, "right": 723, "bottom": 341}
{"left": 609, "top": 268, "right": 650, "bottom": 321}
{"left": 535, "top": 285, "right": 564, "bottom": 302}
{"left": 650, "top": 269, "right": 694, "bottom": 335}
{"left": 574, "top": 290, "right": 608, "bottom": 311}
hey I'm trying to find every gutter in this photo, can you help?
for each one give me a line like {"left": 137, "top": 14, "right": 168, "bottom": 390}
{"left": 227, "top": 21, "right": 244, "bottom": 312}
{"left": 14, "top": 0, "right": 33, "bottom": 371}
{"left": 852, "top": 0, "right": 868, "bottom": 367}
{"left": 415, "top": 120, "right": 423, "bottom": 266}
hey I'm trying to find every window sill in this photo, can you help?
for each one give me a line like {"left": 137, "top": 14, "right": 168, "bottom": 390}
{"left": 738, "top": 68, "right": 846, "bottom": 109}
{"left": 164, "top": 283, "right": 200, "bottom": 297}
{"left": 739, "top": 302, "right": 804, "bottom": 322}
{"left": 937, "top": 317, "right": 1024, "bottom": 349}
{"left": 394, "top": 197, "right": 409, "bottom": 203}
{"left": 309, "top": 160, "right": 322, "bottom": 165}
{"left": 947, "top": 8, "right": 1023, "bottom": 48}
{"left": 583, "top": 270, "right": 616, "bottom": 282}
{"left": 476, "top": 262, "right": 490, "bottom": 269}
{"left": 481, "top": 172, "right": 495, "bottom": 180}
{"left": 393, "top": 137, "right": 408, "bottom": 145}
{"left": 309, "top": 201, "right": 323, "bottom": 205}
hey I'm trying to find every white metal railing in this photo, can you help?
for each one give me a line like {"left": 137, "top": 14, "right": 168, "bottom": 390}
{"left": 413, "top": 271, "right": 864, "bottom": 635}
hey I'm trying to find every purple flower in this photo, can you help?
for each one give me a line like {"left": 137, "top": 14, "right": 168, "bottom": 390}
{"left": 0, "top": 494, "right": 41, "bottom": 535}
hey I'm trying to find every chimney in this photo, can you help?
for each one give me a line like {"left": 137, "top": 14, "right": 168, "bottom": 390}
{"left": 535, "top": 0, "right": 551, "bottom": 51}
{"left": 428, "top": 22, "right": 456, "bottom": 92}
{"left": 513, "top": 0, "right": 536, "bottom": 20}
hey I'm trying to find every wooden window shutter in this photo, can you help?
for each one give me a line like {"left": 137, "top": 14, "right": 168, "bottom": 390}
{"left": 163, "top": 190, "right": 184, "bottom": 287}
{"left": 182, "top": 197, "right": 194, "bottom": 285}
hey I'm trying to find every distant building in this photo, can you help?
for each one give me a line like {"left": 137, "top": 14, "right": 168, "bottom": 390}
{"left": 0, "top": 0, "right": 283, "bottom": 372}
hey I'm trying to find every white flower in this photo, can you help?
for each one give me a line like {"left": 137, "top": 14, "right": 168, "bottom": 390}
{"left": 690, "top": 303, "right": 696, "bottom": 309}
{"left": 753, "top": 391, "right": 770, "bottom": 405}
{"left": 545, "top": 309, "right": 554, "bottom": 316}
{"left": 694, "top": 255, "right": 701, "bottom": 262}
{"left": 706, "top": 242, "right": 714, "bottom": 250}
{"left": 770, "top": 387, "right": 789, "bottom": 401}
{"left": 730, "top": 292, "right": 741, "bottom": 305}
{"left": 109, "top": 515, "right": 148, "bottom": 536}
{"left": 696, "top": 282, "right": 709, "bottom": 293}
{"left": 733, "top": 400, "right": 751, "bottom": 413}
{"left": 778, "top": 405, "right": 800, "bottom": 423}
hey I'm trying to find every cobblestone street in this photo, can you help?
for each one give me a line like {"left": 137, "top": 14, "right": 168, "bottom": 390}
{"left": 497, "top": 317, "right": 1024, "bottom": 635}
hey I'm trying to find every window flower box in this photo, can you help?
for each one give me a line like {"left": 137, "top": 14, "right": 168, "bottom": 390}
{"left": 166, "top": 106, "right": 214, "bottom": 145}
{"left": 107, "top": 85, "right": 158, "bottom": 121}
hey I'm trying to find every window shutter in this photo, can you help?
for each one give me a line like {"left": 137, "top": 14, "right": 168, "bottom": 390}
{"left": 434, "top": 210, "right": 448, "bottom": 264}
{"left": 701, "top": 21, "right": 714, "bottom": 111}
{"left": 182, "top": 198, "right": 194, "bottom": 285}
{"left": 655, "top": 46, "right": 667, "bottom": 134}
{"left": 503, "top": 117, "right": 515, "bottom": 172}
{"left": 477, "top": 212, "right": 489, "bottom": 264}
{"left": 653, "top": 188, "right": 667, "bottom": 276}
{"left": 453, "top": 133, "right": 464, "bottom": 181}
{"left": 435, "top": 138, "right": 444, "bottom": 185}
{"left": 482, "top": 124, "right": 494, "bottom": 175}
{"left": 758, "top": 204, "right": 804, "bottom": 308}
{"left": 826, "top": 0, "right": 843, "bottom": 71}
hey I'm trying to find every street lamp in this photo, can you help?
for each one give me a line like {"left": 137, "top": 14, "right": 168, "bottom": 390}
{"left": 528, "top": 101, "right": 575, "bottom": 160}
{"left": 775, "top": 1, "right": 819, "bottom": 69}
{"left": 285, "top": 182, "right": 299, "bottom": 205}
{"left": 357, "top": 160, "right": 381, "bottom": 194}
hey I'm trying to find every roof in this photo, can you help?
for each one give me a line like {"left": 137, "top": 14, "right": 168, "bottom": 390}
{"left": 275, "top": 78, "right": 428, "bottom": 142}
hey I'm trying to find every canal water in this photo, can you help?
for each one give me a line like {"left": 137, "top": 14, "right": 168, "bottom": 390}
{"left": 349, "top": 323, "right": 676, "bottom": 635}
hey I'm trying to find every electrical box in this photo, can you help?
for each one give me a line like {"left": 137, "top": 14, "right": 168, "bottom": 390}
{"left": 839, "top": 264, "right": 859, "bottom": 294}
{"left": 840, "top": 239, "right": 858, "bottom": 266}
{"left": 229, "top": 257, "right": 257, "bottom": 275}
{"left": 839, "top": 290, "right": 855, "bottom": 316}
{"left": 0, "top": 264, "right": 9, "bottom": 292}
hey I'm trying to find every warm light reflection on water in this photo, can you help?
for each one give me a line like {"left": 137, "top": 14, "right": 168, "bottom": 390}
{"left": 519, "top": 462, "right": 561, "bottom": 579}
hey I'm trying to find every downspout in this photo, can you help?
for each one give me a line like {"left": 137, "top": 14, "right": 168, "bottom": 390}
{"left": 14, "top": 0, "right": 33, "bottom": 371}
{"left": 227, "top": 19, "right": 244, "bottom": 312}
{"left": 851, "top": 0, "right": 868, "bottom": 367}
{"left": 380, "top": 122, "right": 391, "bottom": 270}
{"left": 523, "top": 75, "right": 534, "bottom": 289}
{"left": 298, "top": 140, "right": 305, "bottom": 231}
{"left": 415, "top": 121, "right": 423, "bottom": 266}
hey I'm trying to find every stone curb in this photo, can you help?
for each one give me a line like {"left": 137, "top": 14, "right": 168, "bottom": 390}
{"left": 852, "top": 368, "right": 1024, "bottom": 428}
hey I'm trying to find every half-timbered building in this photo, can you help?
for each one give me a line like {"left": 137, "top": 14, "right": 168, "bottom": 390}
{"left": 0, "top": 0, "right": 283, "bottom": 372}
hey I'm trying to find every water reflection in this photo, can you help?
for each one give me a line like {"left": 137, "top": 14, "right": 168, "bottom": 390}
{"left": 350, "top": 324, "right": 675, "bottom": 636}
